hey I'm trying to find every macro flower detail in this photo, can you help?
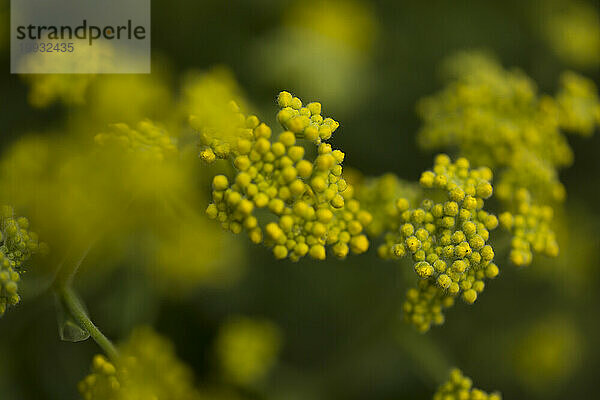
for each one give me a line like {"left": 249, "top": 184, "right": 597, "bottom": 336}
{"left": 276, "top": 90, "right": 340, "bottom": 142}
{"left": 376, "top": 155, "right": 499, "bottom": 332}
{"left": 433, "top": 368, "right": 502, "bottom": 400}
{"left": 204, "top": 91, "right": 372, "bottom": 261}
{"left": 0, "top": 205, "right": 42, "bottom": 317}
{"left": 78, "top": 327, "right": 200, "bottom": 400}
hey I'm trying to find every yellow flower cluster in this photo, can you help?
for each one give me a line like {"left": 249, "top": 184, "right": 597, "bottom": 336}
{"left": 283, "top": 0, "right": 377, "bottom": 53}
{"left": 417, "top": 51, "right": 599, "bottom": 267}
{"left": 433, "top": 368, "right": 501, "bottom": 400}
{"left": 378, "top": 155, "right": 500, "bottom": 332}
{"left": 276, "top": 91, "right": 341, "bottom": 143}
{"left": 205, "top": 91, "right": 372, "bottom": 261}
{"left": 0, "top": 206, "right": 43, "bottom": 316}
{"left": 556, "top": 71, "right": 600, "bottom": 136}
{"left": 95, "top": 120, "right": 177, "bottom": 162}
{"left": 353, "top": 173, "right": 422, "bottom": 237}
{"left": 403, "top": 280, "right": 455, "bottom": 333}
{"left": 78, "top": 327, "right": 201, "bottom": 400}
{"left": 215, "top": 316, "right": 282, "bottom": 386}
{"left": 498, "top": 188, "right": 558, "bottom": 266}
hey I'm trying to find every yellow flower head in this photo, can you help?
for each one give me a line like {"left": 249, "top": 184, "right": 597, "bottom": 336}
{"left": 379, "top": 155, "right": 500, "bottom": 332}
{"left": 205, "top": 91, "right": 372, "bottom": 261}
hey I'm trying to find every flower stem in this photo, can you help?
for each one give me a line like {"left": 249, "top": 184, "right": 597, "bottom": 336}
{"left": 57, "top": 285, "right": 118, "bottom": 360}
{"left": 52, "top": 241, "right": 118, "bottom": 360}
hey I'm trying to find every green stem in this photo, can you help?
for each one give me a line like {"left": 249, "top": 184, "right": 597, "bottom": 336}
{"left": 57, "top": 285, "right": 118, "bottom": 360}
{"left": 53, "top": 241, "right": 118, "bottom": 360}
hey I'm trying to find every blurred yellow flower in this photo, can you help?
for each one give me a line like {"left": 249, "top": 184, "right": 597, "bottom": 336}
{"left": 215, "top": 316, "right": 282, "bottom": 386}
{"left": 148, "top": 209, "right": 244, "bottom": 296}
{"left": 556, "top": 71, "right": 600, "bottom": 136}
{"left": 72, "top": 68, "right": 175, "bottom": 133}
{"left": 512, "top": 315, "right": 583, "bottom": 394}
{"left": 252, "top": 0, "right": 377, "bottom": 111}
{"left": 0, "top": 121, "right": 238, "bottom": 293}
{"left": 20, "top": 41, "right": 152, "bottom": 108}
{"left": 539, "top": 0, "right": 600, "bottom": 68}
{"left": 79, "top": 327, "right": 201, "bottom": 400}
{"left": 283, "top": 0, "right": 377, "bottom": 53}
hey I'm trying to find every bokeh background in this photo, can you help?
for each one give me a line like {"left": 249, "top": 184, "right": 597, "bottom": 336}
{"left": 1, "top": 0, "right": 599, "bottom": 399}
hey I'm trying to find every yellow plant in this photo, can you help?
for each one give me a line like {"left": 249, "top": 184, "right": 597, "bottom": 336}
{"left": 417, "top": 50, "right": 599, "bottom": 266}
{"left": 79, "top": 327, "right": 201, "bottom": 400}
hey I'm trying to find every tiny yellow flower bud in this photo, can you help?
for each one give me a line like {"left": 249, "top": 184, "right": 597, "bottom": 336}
{"left": 212, "top": 175, "right": 229, "bottom": 191}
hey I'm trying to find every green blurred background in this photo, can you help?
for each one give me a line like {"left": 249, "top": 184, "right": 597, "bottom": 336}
{"left": 1, "top": 0, "right": 599, "bottom": 399}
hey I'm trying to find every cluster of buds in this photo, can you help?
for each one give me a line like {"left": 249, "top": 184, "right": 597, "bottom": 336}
{"left": 376, "top": 155, "right": 500, "bottom": 331}
{"left": 498, "top": 188, "right": 558, "bottom": 266}
{"left": 204, "top": 92, "right": 371, "bottom": 261}
{"left": 434, "top": 368, "right": 502, "bottom": 400}
{"left": 416, "top": 51, "right": 600, "bottom": 267}
{"left": 0, "top": 205, "right": 43, "bottom": 317}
